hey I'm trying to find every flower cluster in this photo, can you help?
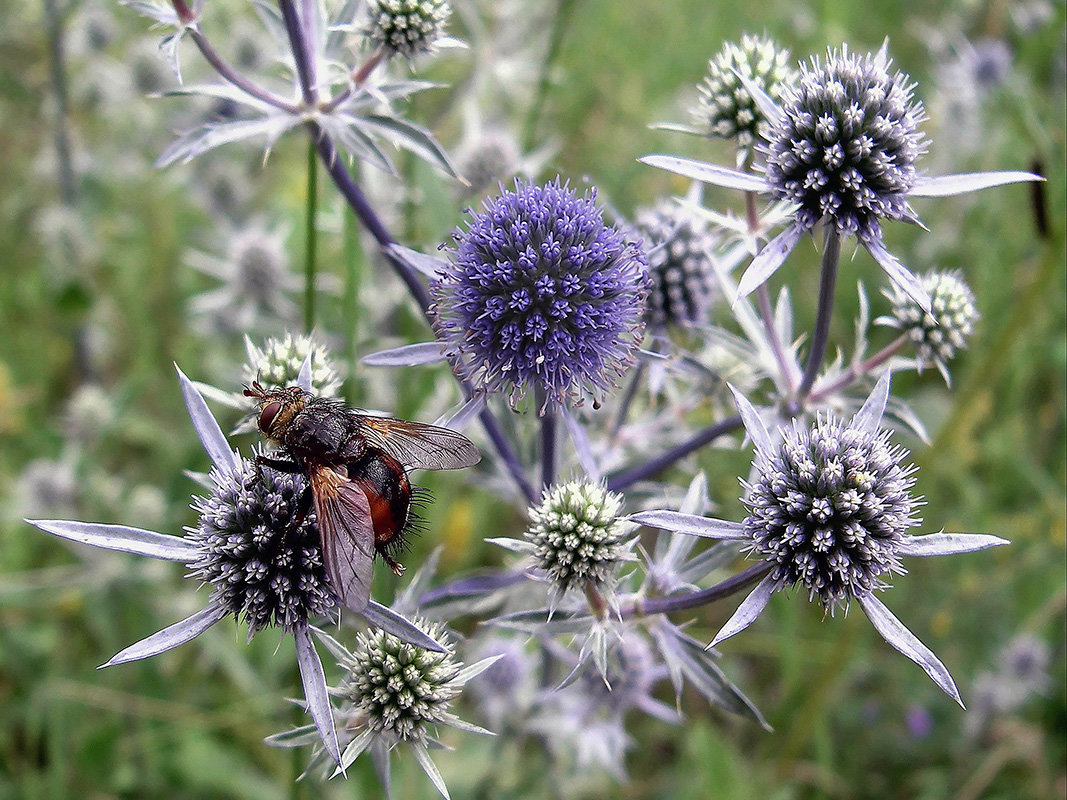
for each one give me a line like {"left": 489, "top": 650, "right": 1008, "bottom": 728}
{"left": 363, "top": 0, "right": 451, "bottom": 59}
{"left": 634, "top": 200, "right": 719, "bottom": 329}
{"left": 764, "top": 45, "right": 927, "bottom": 237}
{"left": 696, "top": 34, "right": 797, "bottom": 149}
{"left": 742, "top": 410, "right": 919, "bottom": 611}
{"left": 882, "top": 270, "right": 979, "bottom": 379}
{"left": 431, "top": 180, "right": 648, "bottom": 410}
{"left": 187, "top": 455, "right": 335, "bottom": 634}
{"left": 340, "top": 619, "right": 460, "bottom": 741}
{"left": 522, "top": 481, "right": 637, "bottom": 601}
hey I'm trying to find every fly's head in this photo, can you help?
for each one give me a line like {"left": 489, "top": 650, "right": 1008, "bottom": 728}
{"left": 243, "top": 381, "right": 308, "bottom": 445}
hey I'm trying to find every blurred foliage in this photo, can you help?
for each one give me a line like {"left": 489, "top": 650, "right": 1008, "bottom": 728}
{"left": 0, "top": 0, "right": 1064, "bottom": 798}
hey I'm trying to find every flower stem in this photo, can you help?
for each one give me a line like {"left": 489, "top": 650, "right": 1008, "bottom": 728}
{"left": 540, "top": 398, "right": 557, "bottom": 489}
{"left": 629, "top": 562, "right": 773, "bottom": 617}
{"left": 303, "top": 139, "right": 318, "bottom": 334}
{"left": 605, "top": 414, "right": 744, "bottom": 492}
{"left": 807, "top": 333, "right": 908, "bottom": 403}
{"left": 796, "top": 226, "right": 841, "bottom": 400}
{"left": 187, "top": 28, "right": 299, "bottom": 112}
{"left": 342, "top": 206, "right": 363, "bottom": 402}
{"left": 522, "top": 0, "right": 579, "bottom": 152}
{"left": 279, "top": 0, "right": 317, "bottom": 107}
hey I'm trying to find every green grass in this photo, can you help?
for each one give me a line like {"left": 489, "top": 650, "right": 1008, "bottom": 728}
{"left": 0, "top": 1, "right": 1064, "bottom": 798}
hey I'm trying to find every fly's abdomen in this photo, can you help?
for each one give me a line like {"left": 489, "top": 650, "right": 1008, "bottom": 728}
{"left": 350, "top": 449, "right": 412, "bottom": 551}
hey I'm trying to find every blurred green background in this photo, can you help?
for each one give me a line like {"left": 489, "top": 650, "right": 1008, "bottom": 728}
{"left": 0, "top": 1, "right": 1064, "bottom": 798}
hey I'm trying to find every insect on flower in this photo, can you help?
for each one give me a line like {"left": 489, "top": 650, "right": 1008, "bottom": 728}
{"left": 243, "top": 382, "right": 480, "bottom": 613}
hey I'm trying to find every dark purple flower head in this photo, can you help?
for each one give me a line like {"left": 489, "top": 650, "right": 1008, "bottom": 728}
{"left": 742, "top": 411, "right": 921, "bottom": 612}
{"left": 187, "top": 453, "right": 336, "bottom": 634}
{"left": 764, "top": 46, "right": 928, "bottom": 238}
{"left": 432, "top": 180, "right": 648, "bottom": 410}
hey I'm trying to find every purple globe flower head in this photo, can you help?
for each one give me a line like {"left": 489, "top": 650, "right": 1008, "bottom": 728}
{"left": 630, "top": 373, "right": 1011, "bottom": 705}
{"left": 641, "top": 41, "right": 1041, "bottom": 313}
{"left": 431, "top": 179, "right": 648, "bottom": 412}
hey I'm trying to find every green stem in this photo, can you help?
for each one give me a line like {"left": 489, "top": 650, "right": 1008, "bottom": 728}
{"left": 343, "top": 204, "right": 363, "bottom": 402}
{"left": 303, "top": 138, "right": 318, "bottom": 334}
{"left": 522, "top": 0, "right": 580, "bottom": 152}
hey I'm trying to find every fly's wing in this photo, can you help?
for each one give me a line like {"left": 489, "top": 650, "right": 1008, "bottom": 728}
{"left": 353, "top": 415, "right": 481, "bottom": 471}
{"left": 310, "top": 465, "right": 375, "bottom": 613}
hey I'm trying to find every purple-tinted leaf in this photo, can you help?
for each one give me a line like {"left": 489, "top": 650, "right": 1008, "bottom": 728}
{"left": 858, "top": 593, "right": 963, "bottom": 706}
{"left": 176, "top": 365, "right": 238, "bottom": 472}
{"left": 639, "top": 155, "right": 769, "bottom": 192}
{"left": 896, "top": 532, "right": 1010, "bottom": 558}
{"left": 28, "top": 519, "right": 198, "bottom": 561}
{"left": 294, "top": 625, "right": 342, "bottom": 768}
{"left": 297, "top": 351, "right": 313, "bottom": 393}
{"left": 411, "top": 741, "right": 450, "bottom": 800}
{"left": 101, "top": 602, "right": 228, "bottom": 667}
{"left": 386, "top": 244, "right": 450, "bottom": 279}
{"left": 708, "top": 574, "right": 777, "bottom": 648}
{"left": 910, "top": 171, "right": 1042, "bottom": 197}
{"left": 335, "top": 728, "right": 376, "bottom": 774}
{"left": 852, "top": 371, "right": 891, "bottom": 437}
{"left": 862, "top": 236, "right": 932, "bottom": 314}
{"left": 362, "top": 342, "right": 446, "bottom": 367}
{"left": 358, "top": 115, "right": 460, "bottom": 178}
{"left": 735, "top": 223, "right": 805, "bottom": 301}
{"left": 629, "top": 510, "right": 747, "bottom": 540}
{"left": 729, "top": 384, "right": 773, "bottom": 453}
{"left": 489, "top": 609, "right": 595, "bottom": 635}
{"left": 433, "top": 394, "right": 486, "bottom": 431}
{"left": 360, "top": 601, "right": 447, "bottom": 652}
{"left": 263, "top": 724, "right": 321, "bottom": 748}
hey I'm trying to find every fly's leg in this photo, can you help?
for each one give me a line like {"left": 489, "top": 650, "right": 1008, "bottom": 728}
{"left": 375, "top": 544, "right": 406, "bottom": 577}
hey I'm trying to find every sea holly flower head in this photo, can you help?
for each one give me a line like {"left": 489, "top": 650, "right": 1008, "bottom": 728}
{"left": 279, "top": 623, "right": 498, "bottom": 798}
{"left": 641, "top": 42, "right": 1040, "bottom": 312}
{"left": 696, "top": 34, "right": 798, "bottom": 151}
{"left": 187, "top": 453, "right": 336, "bottom": 635}
{"left": 363, "top": 0, "right": 452, "bottom": 60}
{"left": 630, "top": 374, "right": 1010, "bottom": 704}
{"left": 431, "top": 179, "right": 648, "bottom": 410}
{"left": 879, "top": 270, "right": 979, "bottom": 383}
{"left": 522, "top": 481, "right": 638, "bottom": 604}
{"left": 764, "top": 44, "right": 927, "bottom": 238}
{"left": 741, "top": 394, "right": 920, "bottom": 612}
{"left": 635, "top": 200, "right": 719, "bottom": 330}
{"left": 341, "top": 619, "right": 461, "bottom": 742}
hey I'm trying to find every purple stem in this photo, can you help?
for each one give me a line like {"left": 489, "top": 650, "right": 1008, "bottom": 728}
{"left": 605, "top": 414, "right": 744, "bottom": 492}
{"left": 278, "top": 0, "right": 317, "bottom": 106}
{"left": 540, "top": 398, "right": 557, "bottom": 489}
{"left": 807, "top": 333, "right": 908, "bottom": 404}
{"left": 796, "top": 227, "right": 841, "bottom": 400}
{"left": 629, "top": 562, "right": 772, "bottom": 616}
{"left": 278, "top": 8, "right": 536, "bottom": 504}
{"left": 188, "top": 29, "right": 299, "bottom": 112}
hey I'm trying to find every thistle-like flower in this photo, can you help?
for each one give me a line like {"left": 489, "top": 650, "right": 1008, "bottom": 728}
{"left": 28, "top": 367, "right": 445, "bottom": 767}
{"left": 509, "top": 481, "right": 638, "bottom": 605}
{"left": 642, "top": 42, "right": 1040, "bottom": 311}
{"left": 431, "top": 180, "right": 648, "bottom": 410}
{"left": 363, "top": 0, "right": 451, "bottom": 60}
{"left": 634, "top": 200, "right": 719, "bottom": 329}
{"left": 187, "top": 455, "right": 335, "bottom": 635}
{"left": 631, "top": 374, "right": 1010, "bottom": 704}
{"left": 695, "top": 34, "right": 798, "bottom": 151}
{"left": 878, "top": 270, "right": 979, "bottom": 383}
{"left": 275, "top": 623, "right": 497, "bottom": 799}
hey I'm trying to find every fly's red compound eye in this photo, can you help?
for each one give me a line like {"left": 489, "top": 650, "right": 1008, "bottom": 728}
{"left": 259, "top": 400, "right": 282, "bottom": 434}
